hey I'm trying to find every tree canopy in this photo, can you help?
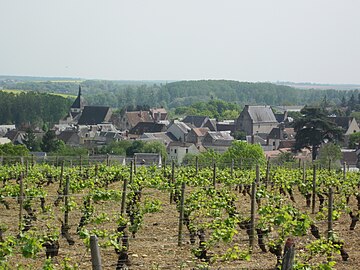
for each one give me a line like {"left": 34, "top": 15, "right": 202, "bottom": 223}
{"left": 293, "top": 106, "right": 343, "bottom": 160}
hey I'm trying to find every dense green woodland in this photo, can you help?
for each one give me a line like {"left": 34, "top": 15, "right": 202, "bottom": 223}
{"left": 0, "top": 91, "right": 71, "bottom": 127}
{"left": 1, "top": 79, "right": 360, "bottom": 126}
{"left": 2, "top": 79, "right": 359, "bottom": 109}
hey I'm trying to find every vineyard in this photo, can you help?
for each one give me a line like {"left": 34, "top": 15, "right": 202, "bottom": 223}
{"left": 1, "top": 157, "right": 360, "bottom": 269}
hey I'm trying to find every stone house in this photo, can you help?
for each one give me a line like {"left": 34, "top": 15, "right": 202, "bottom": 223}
{"left": 202, "top": 131, "right": 234, "bottom": 153}
{"left": 235, "top": 105, "right": 278, "bottom": 136}
{"left": 186, "top": 127, "right": 209, "bottom": 145}
{"left": 167, "top": 120, "right": 191, "bottom": 142}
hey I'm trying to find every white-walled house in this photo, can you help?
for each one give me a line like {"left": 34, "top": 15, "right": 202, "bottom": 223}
{"left": 167, "top": 120, "right": 191, "bottom": 142}
{"left": 167, "top": 142, "right": 199, "bottom": 165}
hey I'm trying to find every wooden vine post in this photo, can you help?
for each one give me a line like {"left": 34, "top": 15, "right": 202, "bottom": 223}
{"left": 64, "top": 175, "right": 70, "bottom": 230}
{"left": 170, "top": 160, "right": 175, "bottom": 204}
{"left": 106, "top": 154, "right": 110, "bottom": 167}
{"left": 79, "top": 155, "right": 82, "bottom": 172}
{"left": 265, "top": 157, "right": 270, "bottom": 187}
{"left": 212, "top": 162, "right": 216, "bottom": 188}
{"left": 312, "top": 164, "right": 316, "bottom": 214}
{"left": 230, "top": 159, "right": 234, "bottom": 177}
{"left": 249, "top": 164, "right": 259, "bottom": 253}
{"left": 90, "top": 235, "right": 103, "bottom": 270}
{"left": 18, "top": 173, "right": 24, "bottom": 232}
{"left": 327, "top": 186, "right": 334, "bottom": 262}
{"left": 133, "top": 156, "right": 137, "bottom": 174}
{"left": 178, "top": 181, "right": 186, "bottom": 246}
{"left": 195, "top": 156, "right": 199, "bottom": 175}
{"left": 120, "top": 163, "right": 130, "bottom": 215}
{"left": 343, "top": 162, "right": 347, "bottom": 181}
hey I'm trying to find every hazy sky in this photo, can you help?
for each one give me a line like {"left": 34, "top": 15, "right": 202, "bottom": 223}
{"left": 1, "top": 0, "right": 360, "bottom": 83}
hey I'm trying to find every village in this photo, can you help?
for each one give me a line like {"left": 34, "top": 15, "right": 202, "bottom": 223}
{"left": 1, "top": 85, "right": 359, "bottom": 168}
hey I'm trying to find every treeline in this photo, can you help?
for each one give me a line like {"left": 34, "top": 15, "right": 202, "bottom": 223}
{"left": 0, "top": 91, "right": 72, "bottom": 127}
{"left": 3, "top": 79, "right": 360, "bottom": 110}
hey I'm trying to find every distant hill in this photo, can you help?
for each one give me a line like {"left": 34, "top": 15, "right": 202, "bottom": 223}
{"left": 1, "top": 77, "right": 359, "bottom": 109}
{"left": 276, "top": 81, "right": 360, "bottom": 91}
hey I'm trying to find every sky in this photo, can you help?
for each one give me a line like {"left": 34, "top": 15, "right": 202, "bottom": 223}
{"left": 1, "top": 0, "right": 360, "bottom": 84}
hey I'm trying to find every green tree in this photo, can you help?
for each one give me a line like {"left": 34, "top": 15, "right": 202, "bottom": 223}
{"left": 41, "top": 130, "right": 63, "bottom": 153}
{"left": 0, "top": 143, "right": 29, "bottom": 156}
{"left": 23, "top": 129, "right": 41, "bottom": 151}
{"left": 293, "top": 106, "right": 343, "bottom": 161}
{"left": 349, "top": 132, "right": 360, "bottom": 148}
{"left": 142, "top": 141, "right": 167, "bottom": 158}
{"left": 126, "top": 141, "right": 145, "bottom": 157}
{"left": 222, "top": 140, "right": 265, "bottom": 168}
{"left": 317, "top": 143, "right": 342, "bottom": 169}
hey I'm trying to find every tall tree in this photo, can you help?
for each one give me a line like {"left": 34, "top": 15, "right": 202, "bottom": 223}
{"left": 41, "top": 130, "right": 63, "bottom": 153}
{"left": 293, "top": 106, "right": 343, "bottom": 161}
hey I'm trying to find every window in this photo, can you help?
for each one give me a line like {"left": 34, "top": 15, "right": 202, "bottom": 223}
{"left": 186, "top": 149, "right": 189, "bottom": 153}
{"left": 174, "top": 149, "right": 177, "bottom": 154}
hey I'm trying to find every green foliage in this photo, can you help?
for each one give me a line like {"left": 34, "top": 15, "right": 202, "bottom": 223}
{"left": 317, "top": 143, "right": 342, "bottom": 168}
{"left": 100, "top": 140, "right": 167, "bottom": 158}
{"left": 349, "top": 131, "right": 360, "bottom": 148}
{"left": 41, "top": 130, "right": 64, "bottom": 153}
{"left": 0, "top": 91, "right": 71, "bottom": 126}
{"left": 23, "top": 129, "right": 41, "bottom": 151}
{"left": 294, "top": 106, "right": 343, "bottom": 160}
{"left": 49, "top": 144, "right": 88, "bottom": 156}
{"left": 174, "top": 99, "right": 240, "bottom": 120}
{"left": 222, "top": 140, "right": 265, "bottom": 168}
{"left": 0, "top": 143, "right": 29, "bottom": 156}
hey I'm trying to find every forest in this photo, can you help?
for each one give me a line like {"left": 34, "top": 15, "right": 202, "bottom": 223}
{"left": 2, "top": 79, "right": 360, "bottom": 110}
{"left": 0, "top": 91, "right": 71, "bottom": 127}
{"left": 1, "top": 78, "right": 360, "bottom": 126}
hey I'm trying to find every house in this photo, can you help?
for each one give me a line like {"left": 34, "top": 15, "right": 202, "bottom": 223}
{"left": 129, "top": 122, "right": 166, "bottom": 135}
{"left": 150, "top": 108, "right": 168, "bottom": 122}
{"left": 4, "top": 129, "right": 26, "bottom": 145}
{"left": 216, "top": 120, "right": 235, "bottom": 133}
{"left": 267, "top": 126, "right": 296, "bottom": 150}
{"left": 328, "top": 116, "right": 360, "bottom": 146}
{"left": 117, "top": 111, "right": 154, "bottom": 131}
{"left": 94, "top": 131, "right": 123, "bottom": 145}
{"left": 167, "top": 142, "right": 200, "bottom": 165}
{"left": 57, "top": 130, "right": 81, "bottom": 146}
{"left": 0, "top": 125, "right": 16, "bottom": 137}
{"left": 202, "top": 131, "right": 234, "bottom": 153}
{"left": 182, "top": 115, "right": 210, "bottom": 128}
{"left": 186, "top": 127, "right": 209, "bottom": 145}
{"left": 167, "top": 120, "right": 191, "bottom": 142}
{"left": 139, "top": 132, "right": 175, "bottom": 147}
{"left": 235, "top": 105, "right": 279, "bottom": 136}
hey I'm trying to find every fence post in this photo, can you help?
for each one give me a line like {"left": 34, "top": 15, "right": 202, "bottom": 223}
{"left": 343, "top": 162, "right": 347, "bottom": 181}
{"left": 249, "top": 165, "right": 258, "bottom": 253}
{"left": 106, "top": 154, "right": 110, "bottom": 167}
{"left": 90, "top": 235, "right": 102, "bottom": 270}
{"left": 178, "top": 182, "right": 186, "bottom": 246}
{"left": 312, "top": 164, "right": 316, "bottom": 214}
{"left": 79, "top": 155, "right": 82, "bottom": 172}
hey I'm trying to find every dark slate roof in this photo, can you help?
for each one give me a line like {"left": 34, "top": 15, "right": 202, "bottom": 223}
{"left": 77, "top": 106, "right": 111, "bottom": 125}
{"left": 71, "top": 85, "right": 86, "bottom": 109}
{"left": 57, "top": 130, "right": 78, "bottom": 143}
{"left": 274, "top": 113, "right": 286, "bottom": 123}
{"left": 216, "top": 122, "right": 235, "bottom": 132}
{"left": 182, "top": 115, "right": 209, "bottom": 128}
{"left": 246, "top": 105, "right": 277, "bottom": 123}
{"left": 129, "top": 122, "right": 166, "bottom": 135}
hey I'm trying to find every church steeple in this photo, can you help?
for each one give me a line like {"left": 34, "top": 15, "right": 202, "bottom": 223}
{"left": 71, "top": 85, "right": 86, "bottom": 112}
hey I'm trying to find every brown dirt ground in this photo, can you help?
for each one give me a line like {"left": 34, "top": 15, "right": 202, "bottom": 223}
{"left": 1, "top": 179, "right": 360, "bottom": 270}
